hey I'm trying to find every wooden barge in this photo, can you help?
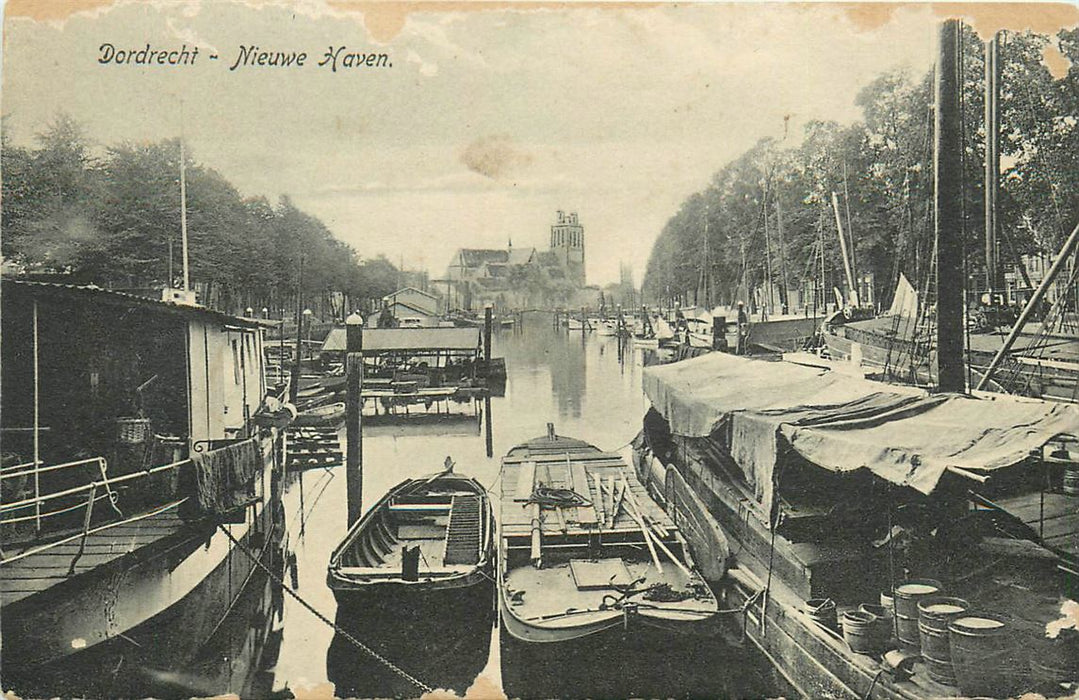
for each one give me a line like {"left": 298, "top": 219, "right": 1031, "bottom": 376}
{"left": 637, "top": 351, "right": 1079, "bottom": 699}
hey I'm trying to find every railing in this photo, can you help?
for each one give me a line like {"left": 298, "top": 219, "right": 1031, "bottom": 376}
{"left": 0, "top": 456, "right": 116, "bottom": 531}
{"left": 0, "top": 456, "right": 107, "bottom": 482}
{"left": 0, "top": 457, "right": 190, "bottom": 517}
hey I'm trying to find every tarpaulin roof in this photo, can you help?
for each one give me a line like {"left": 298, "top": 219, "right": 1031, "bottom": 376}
{"left": 322, "top": 327, "right": 480, "bottom": 353}
{"left": 643, "top": 352, "right": 1079, "bottom": 511}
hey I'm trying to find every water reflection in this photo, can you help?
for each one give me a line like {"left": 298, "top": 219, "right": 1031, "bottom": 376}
{"left": 326, "top": 584, "right": 496, "bottom": 698}
{"left": 266, "top": 313, "right": 784, "bottom": 699}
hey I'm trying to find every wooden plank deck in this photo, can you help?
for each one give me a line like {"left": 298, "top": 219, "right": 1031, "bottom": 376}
{"left": 0, "top": 506, "right": 187, "bottom": 605}
{"left": 995, "top": 490, "right": 1078, "bottom": 558}
{"left": 501, "top": 440, "right": 673, "bottom": 539}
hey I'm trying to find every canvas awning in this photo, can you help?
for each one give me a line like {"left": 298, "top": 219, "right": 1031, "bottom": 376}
{"left": 643, "top": 352, "right": 1079, "bottom": 515}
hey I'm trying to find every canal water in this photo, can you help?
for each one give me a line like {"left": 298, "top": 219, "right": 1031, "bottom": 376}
{"left": 260, "top": 312, "right": 787, "bottom": 698}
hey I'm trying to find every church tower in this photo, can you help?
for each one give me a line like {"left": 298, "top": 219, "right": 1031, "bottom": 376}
{"left": 549, "top": 210, "right": 585, "bottom": 287}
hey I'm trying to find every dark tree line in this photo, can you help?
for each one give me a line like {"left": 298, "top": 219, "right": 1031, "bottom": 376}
{"left": 643, "top": 28, "right": 1079, "bottom": 312}
{"left": 1, "top": 115, "right": 400, "bottom": 319}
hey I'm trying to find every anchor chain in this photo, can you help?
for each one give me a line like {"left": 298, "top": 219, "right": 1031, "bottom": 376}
{"left": 215, "top": 523, "right": 435, "bottom": 694}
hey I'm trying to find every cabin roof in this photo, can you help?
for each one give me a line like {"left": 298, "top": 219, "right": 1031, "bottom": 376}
{"left": 2, "top": 279, "right": 266, "bottom": 329}
{"left": 322, "top": 326, "right": 480, "bottom": 353}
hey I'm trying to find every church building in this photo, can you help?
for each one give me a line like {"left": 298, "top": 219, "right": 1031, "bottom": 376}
{"left": 443, "top": 210, "right": 588, "bottom": 311}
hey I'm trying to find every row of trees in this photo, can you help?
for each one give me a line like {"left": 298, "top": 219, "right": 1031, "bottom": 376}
{"left": 643, "top": 28, "right": 1079, "bottom": 313}
{"left": 1, "top": 115, "right": 401, "bottom": 319}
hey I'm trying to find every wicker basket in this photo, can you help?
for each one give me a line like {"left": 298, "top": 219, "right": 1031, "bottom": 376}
{"left": 117, "top": 417, "right": 152, "bottom": 444}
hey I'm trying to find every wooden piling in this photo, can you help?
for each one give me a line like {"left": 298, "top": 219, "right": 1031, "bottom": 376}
{"left": 345, "top": 313, "right": 364, "bottom": 527}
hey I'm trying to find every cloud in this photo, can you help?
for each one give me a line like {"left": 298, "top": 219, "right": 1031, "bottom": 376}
{"left": 460, "top": 135, "right": 533, "bottom": 180}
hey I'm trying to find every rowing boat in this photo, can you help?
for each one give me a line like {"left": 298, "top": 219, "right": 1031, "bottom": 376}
{"left": 327, "top": 465, "right": 495, "bottom": 609}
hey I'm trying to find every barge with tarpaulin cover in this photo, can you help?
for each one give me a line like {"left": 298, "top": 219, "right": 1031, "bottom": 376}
{"left": 635, "top": 350, "right": 1079, "bottom": 699}
{"left": 0, "top": 279, "right": 290, "bottom": 697}
{"left": 498, "top": 428, "right": 720, "bottom": 699}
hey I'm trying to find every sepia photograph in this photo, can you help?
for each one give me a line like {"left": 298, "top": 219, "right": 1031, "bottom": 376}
{"left": 2, "top": 1, "right": 1079, "bottom": 698}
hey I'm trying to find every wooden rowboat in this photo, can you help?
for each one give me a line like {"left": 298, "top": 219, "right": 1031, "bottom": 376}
{"left": 327, "top": 466, "right": 495, "bottom": 608}
{"left": 497, "top": 429, "right": 718, "bottom": 645}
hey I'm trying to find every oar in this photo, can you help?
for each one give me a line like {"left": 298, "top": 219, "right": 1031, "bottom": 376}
{"left": 590, "top": 472, "right": 606, "bottom": 526}
{"left": 619, "top": 470, "right": 692, "bottom": 578}
{"left": 617, "top": 472, "right": 662, "bottom": 572}
{"left": 609, "top": 479, "right": 627, "bottom": 529}
{"left": 604, "top": 475, "right": 616, "bottom": 525}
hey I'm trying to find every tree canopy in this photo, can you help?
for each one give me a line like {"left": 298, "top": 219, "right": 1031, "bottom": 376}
{"left": 1, "top": 116, "right": 400, "bottom": 319}
{"left": 643, "top": 28, "right": 1079, "bottom": 313}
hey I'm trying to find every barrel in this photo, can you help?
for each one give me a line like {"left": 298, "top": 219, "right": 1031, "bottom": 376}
{"left": 860, "top": 604, "right": 895, "bottom": 649}
{"left": 843, "top": 610, "right": 888, "bottom": 656}
{"left": 893, "top": 579, "right": 943, "bottom": 652}
{"left": 917, "top": 596, "right": 970, "bottom": 685}
{"left": 948, "top": 613, "right": 1028, "bottom": 698}
{"left": 804, "top": 598, "right": 838, "bottom": 632}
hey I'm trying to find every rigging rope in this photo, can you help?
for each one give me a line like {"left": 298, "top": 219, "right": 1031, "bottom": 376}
{"left": 526, "top": 486, "right": 592, "bottom": 508}
{"left": 214, "top": 523, "right": 435, "bottom": 694}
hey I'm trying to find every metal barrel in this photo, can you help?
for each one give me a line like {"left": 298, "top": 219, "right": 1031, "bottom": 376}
{"left": 804, "top": 598, "right": 837, "bottom": 632}
{"left": 1063, "top": 465, "right": 1079, "bottom": 495}
{"left": 1029, "top": 631, "right": 1079, "bottom": 692}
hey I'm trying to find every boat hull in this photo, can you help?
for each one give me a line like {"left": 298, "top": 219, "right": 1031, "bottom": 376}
{"left": 500, "top": 608, "right": 753, "bottom": 700}
{"left": 328, "top": 571, "right": 495, "bottom": 697}
{"left": 2, "top": 502, "right": 283, "bottom": 698}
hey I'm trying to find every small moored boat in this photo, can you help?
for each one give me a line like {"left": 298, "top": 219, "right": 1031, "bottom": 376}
{"left": 327, "top": 462, "right": 495, "bottom": 608}
{"left": 498, "top": 427, "right": 718, "bottom": 644}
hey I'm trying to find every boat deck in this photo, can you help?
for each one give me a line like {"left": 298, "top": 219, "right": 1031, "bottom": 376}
{"left": 503, "top": 556, "right": 711, "bottom": 627}
{"left": 995, "top": 490, "right": 1079, "bottom": 559}
{"left": 500, "top": 441, "right": 674, "bottom": 539}
{"left": 0, "top": 503, "right": 188, "bottom": 606}
{"left": 500, "top": 435, "right": 716, "bottom": 632}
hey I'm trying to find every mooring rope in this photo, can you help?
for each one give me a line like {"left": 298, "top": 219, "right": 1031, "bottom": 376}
{"left": 215, "top": 523, "right": 435, "bottom": 694}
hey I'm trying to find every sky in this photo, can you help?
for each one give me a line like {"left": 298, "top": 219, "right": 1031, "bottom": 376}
{"left": 1, "top": 1, "right": 943, "bottom": 285}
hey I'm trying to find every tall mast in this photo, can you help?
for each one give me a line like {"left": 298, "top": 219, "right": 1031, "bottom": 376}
{"left": 935, "top": 19, "right": 966, "bottom": 393}
{"left": 832, "top": 191, "right": 858, "bottom": 306}
{"left": 842, "top": 161, "right": 859, "bottom": 298}
{"left": 762, "top": 181, "right": 774, "bottom": 315}
{"left": 775, "top": 193, "right": 789, "bottom": 313}
{"left": 702, "top": 200, "right": 711, "bottom": 309}
{"left": 180, "top": 137, "right": 190, "bottom": 292}
{"left": 984, "top": 31, "right": 1002, "bottom": 292}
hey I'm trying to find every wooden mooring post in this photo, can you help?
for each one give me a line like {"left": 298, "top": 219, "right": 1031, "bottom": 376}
{"left": 345, "top": 312, "right": 364, "bottom": 527}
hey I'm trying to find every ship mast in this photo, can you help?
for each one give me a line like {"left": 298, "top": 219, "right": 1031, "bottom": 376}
{"left": 934, "top": 19, "right": 967, "bottom": 393}
{"left": 984, "top": 32, "right": 1002, "bottom": 294}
